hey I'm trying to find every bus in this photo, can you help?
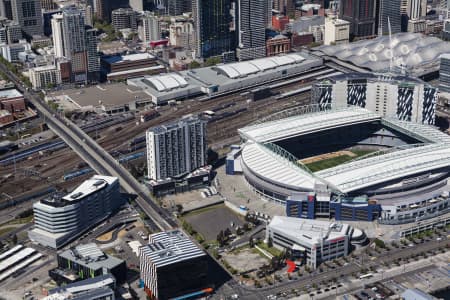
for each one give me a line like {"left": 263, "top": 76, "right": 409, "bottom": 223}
{"left": 359, "top": 273, "right": 373, "bottom": 279}
{"left": 20, "top": 134, "right": 31, "bottom": 139}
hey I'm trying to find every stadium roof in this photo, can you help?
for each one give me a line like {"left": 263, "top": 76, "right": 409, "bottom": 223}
{"left": 140, "top": 230, "right": 205, "bottom": 268}
{"left": 317, "top": 143, "right": 450, "bottom": 193}
{"left": 314, "top": 33, "right": 450, "bottom": 76}
{"left": 241, "top": 142, "right": 317, "bottom": 191}
{"left": 239, "top": 106, "right": 450, "bottom": 195}
{"left": 238, "top": 106, "right": 380, "bottom": 143}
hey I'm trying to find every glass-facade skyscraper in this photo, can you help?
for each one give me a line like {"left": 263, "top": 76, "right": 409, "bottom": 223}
{"left": 193, "top": 0, "right": 236, "bottom": 60}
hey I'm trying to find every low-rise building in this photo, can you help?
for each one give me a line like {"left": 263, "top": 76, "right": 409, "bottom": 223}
{"left": 0, "top": 39, "right": 31, "bottom": 62}
{"left": 408, "top": 19, "right": 426, "bottom": 33}
{"left": 50, "top": 244, "right": 126, "bottom": 284}
{"left": 44, "top": 286, "right": 115, "bottom": 300}
{"left": 140, "top": 230, "right": 209, "bottom": 299}
{"left": 0, "top": 89, "right": 25, "bottom": 113}
{"left": 28, "top": 175, "right": 123, "bottom": 249}
{"left": 266, "top": 35, "right": 291, "bottom": 56}
{"left": 101, "top": 53, "right": 164, "bottom": 81}
{"left": 266, "top": 216, "right": 366, "bottom": 268}
{"left": 29, "top": 64, "right": 62, "bottom": 90}
{"left": 46, "top": 83, "right": 153, "bottom": 114}
{"left": 0, "top": 109, "right": 13, "bottom": 124}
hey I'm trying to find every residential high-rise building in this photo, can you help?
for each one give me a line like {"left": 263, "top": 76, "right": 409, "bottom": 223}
{"left": 379, "top": 0, "right": 401, "bottom": 34}
{"left": 85, "top": 27, "right": 100, "bottom": 81}
{"left": 85, "top": 5, "right": 94, "bottom": 27}
{"left": 51, "top": 7, "right": 100, "bottom": 82}
{"left": 112, "top": 8, "right": 137, "bottom": 31}
{"left": 0, "top": 19, "right": 22, "bottom": 44}
{"left": 146, "top": 116, "right": 207, "bottom": 180}
{"left": 440, "top": 54, "right": 450, "bottom": 93}
{"left": 11, "top": 0, "right": 43, "bottom": 37}
{"left": 141, "top": 11, "right": 160, "bottom": 45}
{"left": 236, "top": 0, "right": 266, "bottom": 61}
{"left": 193, "top": 0, "right": 236, "bottom": 60}
{"left": 169, "top": 19, "right": 194, "bottom": 49}
{"left": 28, "top": 175, "right": 123, "bottom": 249}
{"left": 339, "top": 0, "right": 377, "bottom": 39}
{"left": 407, "top": 0, "right": 426, "bottom": 20}
{"left": 140, "top": 230, "right": 209, "bottom": 299}
{"left": 51, "top": 13, "right": 63, "bottom": 57}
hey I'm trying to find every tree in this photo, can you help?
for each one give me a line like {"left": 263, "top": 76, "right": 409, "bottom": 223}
{"left": 189, "top": 61, "right": 201, "bottom": 69}
{"left": 205, "top": 56, "right": 221, "bottom": 67}
{"left": 249, "top": 238, "right": 254, "bottom": 248}
{"left": 217, "top": 230, "right": 225, "bottom": 246}
{"left": 267, "top": 237, "right": 273, "bottom": 248}
{"left": 11, "top": 234, "right": 17, "bottom": 245}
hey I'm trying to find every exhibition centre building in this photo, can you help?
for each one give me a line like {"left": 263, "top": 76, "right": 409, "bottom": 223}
{"left": 230, "top": 106, "right": 450, "bottom": 224}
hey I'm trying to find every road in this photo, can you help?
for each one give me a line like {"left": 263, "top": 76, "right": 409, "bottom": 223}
{"left": 214, "top": 237, "right": 449, "bottom": 299}
{"left": 0, "top": 63, "right": 175, "bottom": 232}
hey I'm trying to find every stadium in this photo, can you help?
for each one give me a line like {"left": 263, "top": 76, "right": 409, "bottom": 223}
{"left": 230, "top": 106, "right": 450, "bottom": 224}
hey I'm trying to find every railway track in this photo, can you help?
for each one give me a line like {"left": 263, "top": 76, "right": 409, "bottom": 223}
{"left": 0, "top": 67, "right": 332, "bottom": 196}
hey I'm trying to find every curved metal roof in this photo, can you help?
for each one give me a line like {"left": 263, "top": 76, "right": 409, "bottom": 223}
{"left": 241, "top": 142, "right": 317, "bottom": 191}
{"left": 216, "top": 54, "right": 305, "bottom": 79}
{"left": 315, "top": 33, "right": 449, "bottom": 74}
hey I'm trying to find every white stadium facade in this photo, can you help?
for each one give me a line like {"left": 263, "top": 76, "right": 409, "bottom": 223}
{"left": 228, "top": 106, "right": 450, "bottom": 224}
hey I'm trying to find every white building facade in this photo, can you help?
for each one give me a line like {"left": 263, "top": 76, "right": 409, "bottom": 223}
{"left": 266, "top": 216, "right": 353, "bottom": 269}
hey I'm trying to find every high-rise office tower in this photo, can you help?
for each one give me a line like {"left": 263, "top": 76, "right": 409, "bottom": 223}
{"left": 339, "top": 0, "right": 377, "bottom": 39}
{"left": 166, "top": 0, "right": 191, "bottom": 16}
{"left": 236, "top": 0, "right": 266, "bottom": 61}
{"left": 440, "top": 54, "right": 450, "bottom": 93}
{"left": 52, "top": 7, "right": 99, "bottom": 82}
{"left": 0, "top": 0, "right": 13, "bottom": 20}
{"left": 193, "top": 0, "right": 235, "bottom": 60}
{"left": 407, "top": 0, "right": 426, "bottom": 20}
{"left": 146, "top": 116, "right": 207, "bottom": 180}
{"left": 95, "top": 0, "right": 128, "bottom": 22}
{"left": 11, "top": 0, "right": 43, "bottom": 37}
{"left": 141, "top": 11, "right": 160, "bottom": 45}
{"left": 379, "top": 0, "right": 401, "bottom": 34}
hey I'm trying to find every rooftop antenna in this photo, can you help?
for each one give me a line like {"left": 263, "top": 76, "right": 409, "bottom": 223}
{"left": 388, "top": 16, "right": 394, "bottom": 73}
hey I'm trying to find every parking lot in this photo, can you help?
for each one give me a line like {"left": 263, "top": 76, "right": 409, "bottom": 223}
{"left": 183, "top": 205, "right": 245, "bottom": 241}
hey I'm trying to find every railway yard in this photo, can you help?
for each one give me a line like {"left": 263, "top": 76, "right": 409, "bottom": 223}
{"left": 0, "top": 66, "right": 341, "bottom": 206}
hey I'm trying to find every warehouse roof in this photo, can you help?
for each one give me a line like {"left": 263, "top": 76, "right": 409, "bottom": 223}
{"left": 215, "top": 54, "right": 305, "bottom": 79}
{"left": 48, "top": 83, "right": 151, "bottom": 108}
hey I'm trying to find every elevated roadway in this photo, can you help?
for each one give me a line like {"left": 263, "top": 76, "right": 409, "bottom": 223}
{"left": 0, "top": 63, "right": 175, "bottom": 232}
